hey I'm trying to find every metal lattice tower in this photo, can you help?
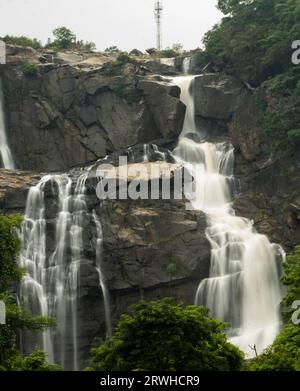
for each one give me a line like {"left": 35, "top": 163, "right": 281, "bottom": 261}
{"left": 154, "top": 1, "right": 163, "bottom": 50}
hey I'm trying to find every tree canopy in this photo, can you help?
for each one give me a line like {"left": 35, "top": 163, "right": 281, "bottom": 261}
{"left": 86, "top": 299, "right": 244, "bottom": 371}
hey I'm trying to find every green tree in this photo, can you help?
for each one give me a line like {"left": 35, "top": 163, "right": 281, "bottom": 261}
{"left": 86, "top": 299, "right": 244, "bottom": 371}
{"left": 52, "top": 27, "right": 76, "bottom": 49}
{"left": 204, "top": 0, "right": 300, "bottom": 85}
{"left": 202, "top": 0, "right": 300, "bottom": 150}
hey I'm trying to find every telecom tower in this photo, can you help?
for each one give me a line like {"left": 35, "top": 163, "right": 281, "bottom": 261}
{"left": 154, "top": 1, "right": 163, "bottom": 50}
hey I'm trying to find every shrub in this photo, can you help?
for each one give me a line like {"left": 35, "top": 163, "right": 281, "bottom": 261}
{"left": 1, "top": 35, "right": 42, "bottom": 50}
{"left": 21, "top": 62, "right": 38, "bottom": 77}
{"left": 104, "top": 46, "right": 121, "bottom": 54}
{"left": 115, "top": 80, "right": 142, "bottom": 105}
{"left": 86, "top": 299, "right": 244, "bottom": 371}
{"left": 103, "top": 53, "right": 136, "bottom": 76}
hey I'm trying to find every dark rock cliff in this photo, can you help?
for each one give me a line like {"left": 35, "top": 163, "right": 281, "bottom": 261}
{"left": 1, "top": 45, "right": 185, "bottom": 172}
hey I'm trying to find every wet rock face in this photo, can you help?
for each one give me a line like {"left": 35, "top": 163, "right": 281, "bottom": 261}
{"left": 1, "top": 47, "right": 185, "bottom": 172}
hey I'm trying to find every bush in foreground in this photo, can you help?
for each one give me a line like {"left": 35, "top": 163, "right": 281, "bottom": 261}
{"left": 86, "top": 299, "right": 244, "bottom": 371}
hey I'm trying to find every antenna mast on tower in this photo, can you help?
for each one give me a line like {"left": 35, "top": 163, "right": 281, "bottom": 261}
{"left": 154, "top": 1, "right": 163, "bottom": 50}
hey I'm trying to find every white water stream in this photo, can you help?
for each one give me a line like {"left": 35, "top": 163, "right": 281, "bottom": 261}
{"left": 19, "top": 171, "right": 111, "bottom": 369}
{"left": 173, "top": 75, "right": 283, "bottom": 357}
{"left": 0, "top": 77, "right": 15, "bottom": 169}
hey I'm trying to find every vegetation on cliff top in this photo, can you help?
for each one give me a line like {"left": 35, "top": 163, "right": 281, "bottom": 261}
{"left": 201, "top": 0, "right": 300, "bottom": 151}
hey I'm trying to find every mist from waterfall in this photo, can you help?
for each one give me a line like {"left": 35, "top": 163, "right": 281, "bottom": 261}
{"left": 0, "top": 77, "right": 15, "bottom": 169}
{"left": 19, "top": 171, "right": 111, "bottom": 370}
{"left": 172, "top": 75, "right": 283, "bottom": 357}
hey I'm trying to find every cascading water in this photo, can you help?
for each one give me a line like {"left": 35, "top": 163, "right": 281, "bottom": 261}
{"left": 0, "top": 77, "right": 15, "bottom": 169}
{"left": 19, "top": 171, "right": 111, "bottom": 370}
{"left": 93, "top": 211, "right": 112, "bottom": 339}
{"left": 182, "top": 57, "right": 191, "bottom": 75}
{"left": 173, "top": 75, "right": 283, "bottom": 357}
{"left": 19, "top": 176, "right": 55, "bottom": 363}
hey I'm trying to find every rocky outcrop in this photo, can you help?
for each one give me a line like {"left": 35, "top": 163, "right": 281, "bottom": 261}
{"left": 0, "top": 46, "right": 185, "bottom": 172}
{"left": 0, "top": 168, "right": 42, "bottom": 211}
{"left": 194, "top": 73, "right": 245, "bottom": 120}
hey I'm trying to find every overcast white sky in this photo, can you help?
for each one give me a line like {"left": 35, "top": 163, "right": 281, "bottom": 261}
{"left": 0, "top": 0, "right": 222, "bottom": 51}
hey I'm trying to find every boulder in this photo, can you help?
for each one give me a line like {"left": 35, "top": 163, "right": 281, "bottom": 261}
{"left": 194, "top": 73, "right": 245, "bottom": 120}
{"left": 229, "top": 91, "right": 266, "bottom": 161}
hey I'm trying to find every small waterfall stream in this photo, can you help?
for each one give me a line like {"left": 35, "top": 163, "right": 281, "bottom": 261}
{"left": 19, "top": 171, "right": 111, "bottom": 370}
{"left": 173, "top": 75, "right": 283, "bottom": 357}
{"left": 0, "top": 77, "right": 15, "bottom": 169}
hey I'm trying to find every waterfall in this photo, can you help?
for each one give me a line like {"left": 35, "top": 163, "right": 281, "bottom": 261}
{"left": 93, "top": 211, "right": 112, "bottom": 338}
{"left": 0, "top": 77, "right": 15, "bottom": 169}
{"left": 19, "top": 176, "right": 55, "bottom": 363}
{"left": 69, "top": 174, "right": 88, "bottom": 371}
{"left": 173, "top": 75, "right": 283, "bottom": 357}
{"left": 19, "top": 171, "right": 111, "bottom": 370}
{"left": 182, "top": 57, "right": 191, "bottom": 75}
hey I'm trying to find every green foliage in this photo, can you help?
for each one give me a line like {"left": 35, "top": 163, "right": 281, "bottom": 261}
{"left": 248, "top": 245, "right": 300, "bottom": 371}
{"left": 204, "top": 0, "right": 300, "bottom": 85}
{"left": 52, "top": 27, "right": 76, "bottom": 49}
{"left": 21, "top": 62, "right": 38, "bottom": 77}
{"left": 105, "top": 46, "right": 121, "bottom": 54}
{"left": 287, "top": 130, "right": 300, "bottom": 138}
{"left": 20, "top": 350, "right": 61, "bottom": 371}
{"left": 159, "top": 44, "right": 184, "bottom": 58}
{"left": 248, "top": 323, "right": 300, "bottom": 371}
{"left": 159, "top": 49, "right": 178, "bottom": 58}
{"left": 258, "top": 67, "right": 300, "bottom": 150}
{"left": 0, "top": 349, "right": 61, "bottom": 372}
{"left": 75, "top": 40, "right": 96, "bottom": 51}
{"left": 166, "top": 263, "right": 177, "bottom": 276}
{"left": 1, "top": 35, "right": 42, "bottom": 50}
{"left": 114, "top": 80, "right": 142, "bottom": 105}
{"left": 0, "top": 214, "right": 23, "bottom": 292}
{"left": 103, "top": 53, "right": 136, "bottom": 76}
{"left": 86, "top": 299, "right": 244, "bottom": 371}
{"left": 45, "top": 27, "right": 96, "bottom": 51}
{"left": 203, "top": 0, "right": 300, "bottom": 149}
{"left": 282, "top": 246, "right": 300, "bottom": 316}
